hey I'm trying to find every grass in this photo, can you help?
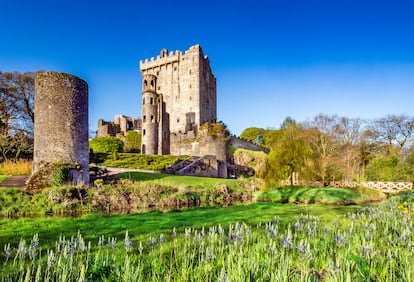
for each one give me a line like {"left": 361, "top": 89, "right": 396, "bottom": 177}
{"left": 0, "top": 160, "right": 32, "bottom": 175}
{"left": 0, "top": 202, "right": 360, "bottom": 251}
{"left": 1, "top": 193, "right": 413, "bottom": 281}
{"left": 257, "top": 185, "right": 387, "bottom": 205}
{"left": 118, "top": 171, "right": 237, "bottom": 188}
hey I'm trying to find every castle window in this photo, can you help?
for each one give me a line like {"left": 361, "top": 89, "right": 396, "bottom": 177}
{"left": 156, "top": 71, "right": 159, "bottom": 76}
{"left": 144, "top": 80, "right": 148, "bottom": 88}
{"left": 151, "top": 115, "right": 154, "bottom": 122}
{"left": 177, "top": 118, "right": 180, "bottom": 123}
{"left": 143, "top": 115, "right": 146, "bottom": 122}
{"left": 174, "top": 66, "right": 177, "bottom": 71}
{"left": 150, "top": 98, "right": 154, "bottom": 105}
{"left": 150, "top": 80, "right": 154, "bottom": 87}
{"left": 143, "top": 98, "right": 145, "bottom": 105}
{"left": 143, "top": 129, "right": 146, "bottom": 136}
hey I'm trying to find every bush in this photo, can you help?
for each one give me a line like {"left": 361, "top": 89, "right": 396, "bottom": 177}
{"left": 124, "top": 131, "right": 141, "bottom": 153}
{"left": 89, "top": 137, "right": 124, "bottom": 154}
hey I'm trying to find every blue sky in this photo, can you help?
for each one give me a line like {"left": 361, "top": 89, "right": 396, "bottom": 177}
{"left": 1, "top": 0, "right": 414, "bottom": 135}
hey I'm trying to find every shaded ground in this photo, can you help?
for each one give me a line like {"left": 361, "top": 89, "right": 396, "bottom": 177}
{"left": 0, "top": 175, "right": 29, "bottom": 188}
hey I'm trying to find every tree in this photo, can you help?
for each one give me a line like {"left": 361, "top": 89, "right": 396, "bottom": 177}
{"left": 0, "top": 72, "right": 35, "bottom": 161}
{"left": 305, "top": 114, "right": 342, "bottom": 183}
{"left": 267, "top": 123, "right": 311, "bottom": 185}
{"left": 368, "top": 114, "right": 414, "bottom": 155}
{"left": 124, "top": 131, "right": 142, "bottom": 153}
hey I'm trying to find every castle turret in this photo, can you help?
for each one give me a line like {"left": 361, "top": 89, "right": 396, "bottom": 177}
{"left": 141, "top": 74, "right": 159, "bottom": 154}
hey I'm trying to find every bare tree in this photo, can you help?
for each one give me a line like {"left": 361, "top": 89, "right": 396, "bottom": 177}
{"left": 368, "top": 114, "right": 414, "bottom": 155}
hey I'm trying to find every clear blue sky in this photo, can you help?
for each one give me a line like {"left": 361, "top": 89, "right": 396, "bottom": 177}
{"left": 1, "top": 0, "right": 414, "bottom": 135}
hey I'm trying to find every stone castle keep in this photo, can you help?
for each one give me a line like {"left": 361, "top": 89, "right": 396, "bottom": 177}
{"left": 140, "top": 45, "right": 222, "bottom": 159}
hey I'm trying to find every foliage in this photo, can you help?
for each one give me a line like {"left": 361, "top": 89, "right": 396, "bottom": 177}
{"left": 0, "top": 160, "right": 32, "bottom": 175}
{"left": 199, "top": 122, "right": 230, "bottom": 139}
{"left": 365, "top": 155, "right": 412, "bottom": 181}
{"left": 240, "top": 127, "right": 267, "bottom": 145}
{"left": 89, "top": 136, "right": 124, "bottom": 154}
{"left": 123, "top": 130, "right": 141, "bottom": 153}
{"left": 266, "top": 124, "right": 311, "bottom": 185}
{"left": 244, "top": 113, "right": 414, "bottom": 184}
{"left": 51, "top": 165, "right": 70, "bottom": 186}
{"left": 0, "top": 194, "right": 413, "bottom": 281}
{"left": 0, "top": 171, "right": 259, "bottom": 216}
{"left": 101, "top": 153, "right": 190, "bottom": 170}
{"left": 0, "top": 175, "right": 9, "bottom": 183}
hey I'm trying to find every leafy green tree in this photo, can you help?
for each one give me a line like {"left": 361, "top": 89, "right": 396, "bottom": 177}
{"left": 365, "top": 156, "right": 400, "bottom": 181}
{"left": 89, "top": 136, "right": 124, "bottom": 154}
{"left": 266, "top": 124, "right": 311, "bottom": 185}
{"left": 124, "top": 131, "right": 142, "bottom": 153}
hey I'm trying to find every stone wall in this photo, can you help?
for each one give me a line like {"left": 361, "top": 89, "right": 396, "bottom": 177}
{"left": 33, "top": 72, "right": 89, "bottom": 185}
{"left": 170, "top": 126, "right": 227, "bottom": 162}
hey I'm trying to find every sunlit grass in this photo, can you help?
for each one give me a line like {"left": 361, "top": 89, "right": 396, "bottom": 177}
{"left": 0, "top": 160, "right": 32, "bottom": 175}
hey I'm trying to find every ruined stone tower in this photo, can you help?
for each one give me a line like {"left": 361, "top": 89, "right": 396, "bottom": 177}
{"left": 140, "top": 45, "right": 217, "bottom": 156}
{"left": 33, "top": 72, "right": 89, "bottom": 185}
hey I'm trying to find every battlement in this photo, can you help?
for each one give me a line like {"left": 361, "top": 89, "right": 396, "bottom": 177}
{"left": 140, "top": 49, "right": 182, "bottom": 70}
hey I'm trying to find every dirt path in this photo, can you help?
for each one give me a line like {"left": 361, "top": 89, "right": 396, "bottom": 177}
{"left": 0, "top": 175, "right": 29, "bottom": 188}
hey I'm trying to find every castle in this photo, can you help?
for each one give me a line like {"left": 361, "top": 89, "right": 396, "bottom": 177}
{"left": 140, "top": 45, "right": 224, "bottom": 160}
{"left": 97, "top": 115, "right": 142, "bottom": 137}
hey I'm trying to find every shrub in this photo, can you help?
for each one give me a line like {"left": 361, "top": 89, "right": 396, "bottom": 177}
{"left": 124, "top": 131, "right": 141, "bottom": 153}
{"left": 89, "top": 137, "right": 124, "bottom": 154}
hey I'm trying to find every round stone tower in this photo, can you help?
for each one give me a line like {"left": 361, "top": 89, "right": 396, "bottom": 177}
{"left": 33, "top": 72, "right": 89, "bottom": 185}
{"left": 141, "top": 74, "right": 159, "bottom": 155}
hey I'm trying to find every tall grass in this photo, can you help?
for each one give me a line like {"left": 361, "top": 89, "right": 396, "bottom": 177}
{"left": 1, "top": 192, "right": 413, "bottom": 281}
{"left": 0, "top": 160, "right": 32, "bottom": 175}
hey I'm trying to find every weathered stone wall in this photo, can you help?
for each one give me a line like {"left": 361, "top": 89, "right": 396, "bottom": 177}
{"left": 97, "top": 119, "right": 120, "bottom": 137}
{"left": 170, "top": 127, "right": 227, "bottom": 161}
{"left": 33, "top": 72, "right": 89, "bottom": 185}
{"left": 177, "top": 155, "right": 227, "bottom": 178}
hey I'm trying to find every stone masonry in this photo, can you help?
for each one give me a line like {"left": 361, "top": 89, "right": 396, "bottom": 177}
{"left": 32, "top": 72, "right": 89, "bottom": 185}
{"left": 140, "top": 45, "right": 218, "bottom": 157}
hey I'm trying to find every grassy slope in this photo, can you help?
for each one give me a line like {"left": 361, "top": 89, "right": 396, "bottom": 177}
{"left": 257, "top": 185, "right": 386, "bottom": 205}
{"left": 0, "top": 202, "right": 360, "bottom": 250}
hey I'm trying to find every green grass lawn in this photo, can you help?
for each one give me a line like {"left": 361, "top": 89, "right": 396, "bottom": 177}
{"left": 118, "top": 171, "right": 236, "bottom": 188}
{"left": 0, "top": 202, "right": 360, "bottom": 250}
